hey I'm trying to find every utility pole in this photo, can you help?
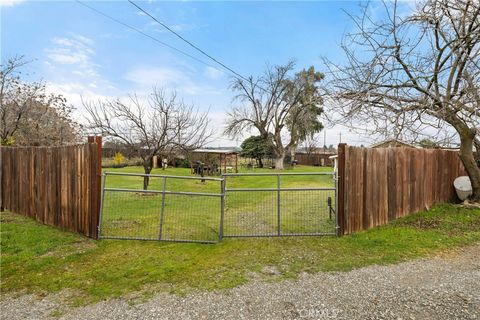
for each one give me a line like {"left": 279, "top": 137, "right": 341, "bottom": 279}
{"left": 339, "top": 132, "right": 342, "bottom": 143}
{"left": 323, "top": 130, "right": 326, "bottom": 151}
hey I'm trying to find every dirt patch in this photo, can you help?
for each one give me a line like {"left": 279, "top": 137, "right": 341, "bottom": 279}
{"left": 401, "top": 218, "right": 443, "bottom": 230}
{"left": 135, "top": 192, "right": 160, "bottom": 197}
{"left": 0, "top": 217, "right": 16, "bottom": 224}
{"left": 400, "top": 212, "right": 480, "bottom": 236}
{"left": 231, "top": 211, "right": 276, "bottom": 234}
{"left": 40, "top": 241, "right": 97, "bottom": 258}
{"left": 0, "top": 214, "right": 27, "bottom": 224}
{"left": 460, "top": 200, "right": 480, "bottom": 209}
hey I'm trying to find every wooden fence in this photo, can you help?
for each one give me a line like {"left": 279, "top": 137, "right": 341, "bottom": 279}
{"left": 0, "top": 137, "right": 102, "bottom": 238}
{"left": 294, "top": 153, "right": 335, "bottom": 167}
{"left": 337, "top": 144, "right": 466, "bottom": 235}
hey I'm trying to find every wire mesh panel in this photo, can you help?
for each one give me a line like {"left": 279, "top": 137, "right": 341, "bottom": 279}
{"left": 223, "top": 190, "right": 278, "bottom": 236}
{"left": 101, "top": 190, "right": 163, "bottom": 239}
{"left": 223, "top": 172, "right": 337, "bottom": 237}
{"left": 160, "top": 194, "right": 221, "bottom": 242}
{"left": 99, "top": 172, "right": 223, "bottom": 243}
{"left": 280, "top": 189, "right": 336, "bottom": 235}
{"left": 98, "top": 171, "right": 337, "bottom": 243}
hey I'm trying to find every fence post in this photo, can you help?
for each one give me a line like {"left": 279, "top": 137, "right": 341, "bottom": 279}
{"left": 277, "top": 174, "right": 281, "bottom": 236}
{"left": 219, "top": 177, "right": 225, "bottom": 241}
{"left": 337, "top": 143, "right": 346, "bottom": 236}
{"left": 98, "top": 172, "right": 107, "bottom": 239}
{"left": 158, "top": 176, "right": 167, "bottom": 240}
{"left": 88, "top": 136, "right": 102, "bottom": 239}
{"left": 96, "top": 136, "right": 103, "bottom": 239}
{"left": 0, "top": 146, "right": 3, "bottom": 212}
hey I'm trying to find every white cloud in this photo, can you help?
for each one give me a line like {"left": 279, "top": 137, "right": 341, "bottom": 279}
{"left": 144, "top": 21, "right": 198, "bottom": 34}
{"left": 46, "top": 82, "right": 113, "bottom": 106}
{"left": 45, "top": 34, "right": 100, "bottom": 79}
{"left": 170, "top": 23, "right": 193, "bottom": 32}
{"left": 126, "top": 66, "right": 185, "bottom": 85}
{"left": 45, "top": 81, "right": 118, "bottom": 124}
{"left": 0, "top": 0, "right": 24, "bottom": 7}
{"left": 125, "top": 66, "right": 222, "bottom": 95}
{"left": 42, "top": 35, "right": 119, "bottom": 123}
{"left": 204, "top": 66, "right": 224, "bottom": 80}
{"left": 46, "top": 35, "right": 95, "bottom": 67}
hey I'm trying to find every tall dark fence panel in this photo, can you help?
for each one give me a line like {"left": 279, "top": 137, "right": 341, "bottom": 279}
{"left": 0, "top": 137, "right": 102, "bottom": 238}
{"left": 337, "top": 145, "right": 467, "bottom": 235}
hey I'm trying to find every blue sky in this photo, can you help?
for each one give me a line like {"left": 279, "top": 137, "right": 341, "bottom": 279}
{"left": 0, "top": 0, "right": 415, "bottom": 147}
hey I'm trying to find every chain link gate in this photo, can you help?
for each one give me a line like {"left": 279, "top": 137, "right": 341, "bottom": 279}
{"left": 98, "top": 171, "right": 337, "bottom": 243}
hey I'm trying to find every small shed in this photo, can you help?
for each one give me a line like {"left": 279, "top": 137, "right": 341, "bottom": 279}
{"left": 294, "top": 149, "right": 337, "bottom": 166}
{"left": 189, "top": 149, "right": 239, "bottom": 175}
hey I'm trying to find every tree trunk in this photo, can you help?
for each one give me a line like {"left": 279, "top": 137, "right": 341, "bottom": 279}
{"left": 274, "top": 152, "right": 286, "bottom": 170}
{"left": 143, "top": 157, "right": 153, "bottom": 190}
{"left": 258, "top": 157, "right": 264, "bottom": 168}
{"left": 459, "top": 133, "right": 480, "bottom": 202}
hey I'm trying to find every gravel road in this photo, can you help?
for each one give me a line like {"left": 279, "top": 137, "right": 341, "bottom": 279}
{"left": 2, "top": 245, "right": 479, "bottom": 320}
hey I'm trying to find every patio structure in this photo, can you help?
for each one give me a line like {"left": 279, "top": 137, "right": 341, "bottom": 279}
{"left": 189, "top": 149, "right": 239, "bottom": 175}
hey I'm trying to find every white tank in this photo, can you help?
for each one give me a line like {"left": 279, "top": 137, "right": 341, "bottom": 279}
{"left": 453, "top": 176, "right": 472, "bottom": 201}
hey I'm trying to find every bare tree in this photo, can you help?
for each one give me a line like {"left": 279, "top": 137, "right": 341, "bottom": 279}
{"left": 84, "top": 88, "right": 212, "bottom": 189}
{"left": 302, "top": 133, "right": 320, "bottom": 156}
{"left": 225, "top": 62, "right": 324, "bottom": 169}
{"left": 325, "top": 0, "right": 480, "bottom": 201}
{"left": 0, "top": 56, "right": 78, "bottom": 146}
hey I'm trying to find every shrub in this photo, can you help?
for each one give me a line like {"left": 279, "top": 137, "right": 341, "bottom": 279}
{"left": 113, "top": 152, "right": 125, "bottom": 166}
{"left": 179, "top": 158, "right": 191, "bottom": 168}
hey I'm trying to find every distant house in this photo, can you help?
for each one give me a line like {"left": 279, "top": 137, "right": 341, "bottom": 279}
{"left": 369, "top": 139, "right": 417, "bottom": 149}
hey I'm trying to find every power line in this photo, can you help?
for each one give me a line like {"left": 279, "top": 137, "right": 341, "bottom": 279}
{"left": 128, "top": 0, "right": 252, "bottom": 83}
{"left": 76, "top": 0, "right": 262, "bottom": 90}
{"left": 75, "top": 0, "right": 220, "bottom": 71}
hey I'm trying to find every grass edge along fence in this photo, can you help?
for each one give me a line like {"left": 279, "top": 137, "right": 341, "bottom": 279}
{"left": 0, "top": 136, "right": 102, "bottom": 238}
{"left": 337, "top": 144, "right": 467, "bottom": 235}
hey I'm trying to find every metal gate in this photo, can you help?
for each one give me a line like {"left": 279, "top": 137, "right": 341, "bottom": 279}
{"left": 98, "top": 171, "right": 337, "bottom": 243}
{"left": 98, "top": 172, "right": 224, "bottom": 243}
{"left": 222, "top": 172, "right": 337, "bottom": 237}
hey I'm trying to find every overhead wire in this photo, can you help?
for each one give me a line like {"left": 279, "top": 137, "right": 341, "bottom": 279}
{"left": 75, "top": 0, "right": 219, "bottom": 71}
{"left": 128, "top": 0, "right": 252, "bottom": 84}
{"left": 76, "top": 0, "right": 272, "bottom": 94}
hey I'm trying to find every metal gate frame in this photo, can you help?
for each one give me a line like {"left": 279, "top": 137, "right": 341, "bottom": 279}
{"left": 98, "top": 172, "right": 225, "bottom": 243}
{"left": 98, "top": 171, "right": 339, "bottom": 243}
{"left": 220, "top": 172, "right": 338, "bottom": 238}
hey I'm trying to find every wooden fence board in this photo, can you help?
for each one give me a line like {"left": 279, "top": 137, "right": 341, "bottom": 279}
{"left": 0, "top": 139, "right": 102, "bottom": 238}
{"left": 340, "top": 146, "right": 467, "bottom": 235}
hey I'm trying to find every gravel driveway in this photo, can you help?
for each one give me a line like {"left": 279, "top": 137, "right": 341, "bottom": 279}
{"left": 2, "top": 244, "right": 479, "bottom": 320}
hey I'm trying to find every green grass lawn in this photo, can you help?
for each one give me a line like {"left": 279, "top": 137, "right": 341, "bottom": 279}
{"left": 100, "top": 166, "right": 336, "bottom": 241}
{"left": 1, "top": 204, "right": 479, "bottom": 306}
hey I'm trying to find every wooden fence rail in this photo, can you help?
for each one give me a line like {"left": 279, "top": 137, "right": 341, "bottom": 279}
{"left": 337, "top": 144, "right": 466, "bottom": 235}
{"left": 0, "top": 137, "right": 102, "bottom": 238}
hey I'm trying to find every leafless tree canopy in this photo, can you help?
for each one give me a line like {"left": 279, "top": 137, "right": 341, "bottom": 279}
{"left": 325, "top": 0, "right": 480, "bottom": 201}
{"left": 0, "top": 56, "right": 79, "bottom": 146}
{"left": 84, "top": 88, "right": 212, "bottom": 189}
{"left": 225, "top": 61, "right": 324, "bottom": 169}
